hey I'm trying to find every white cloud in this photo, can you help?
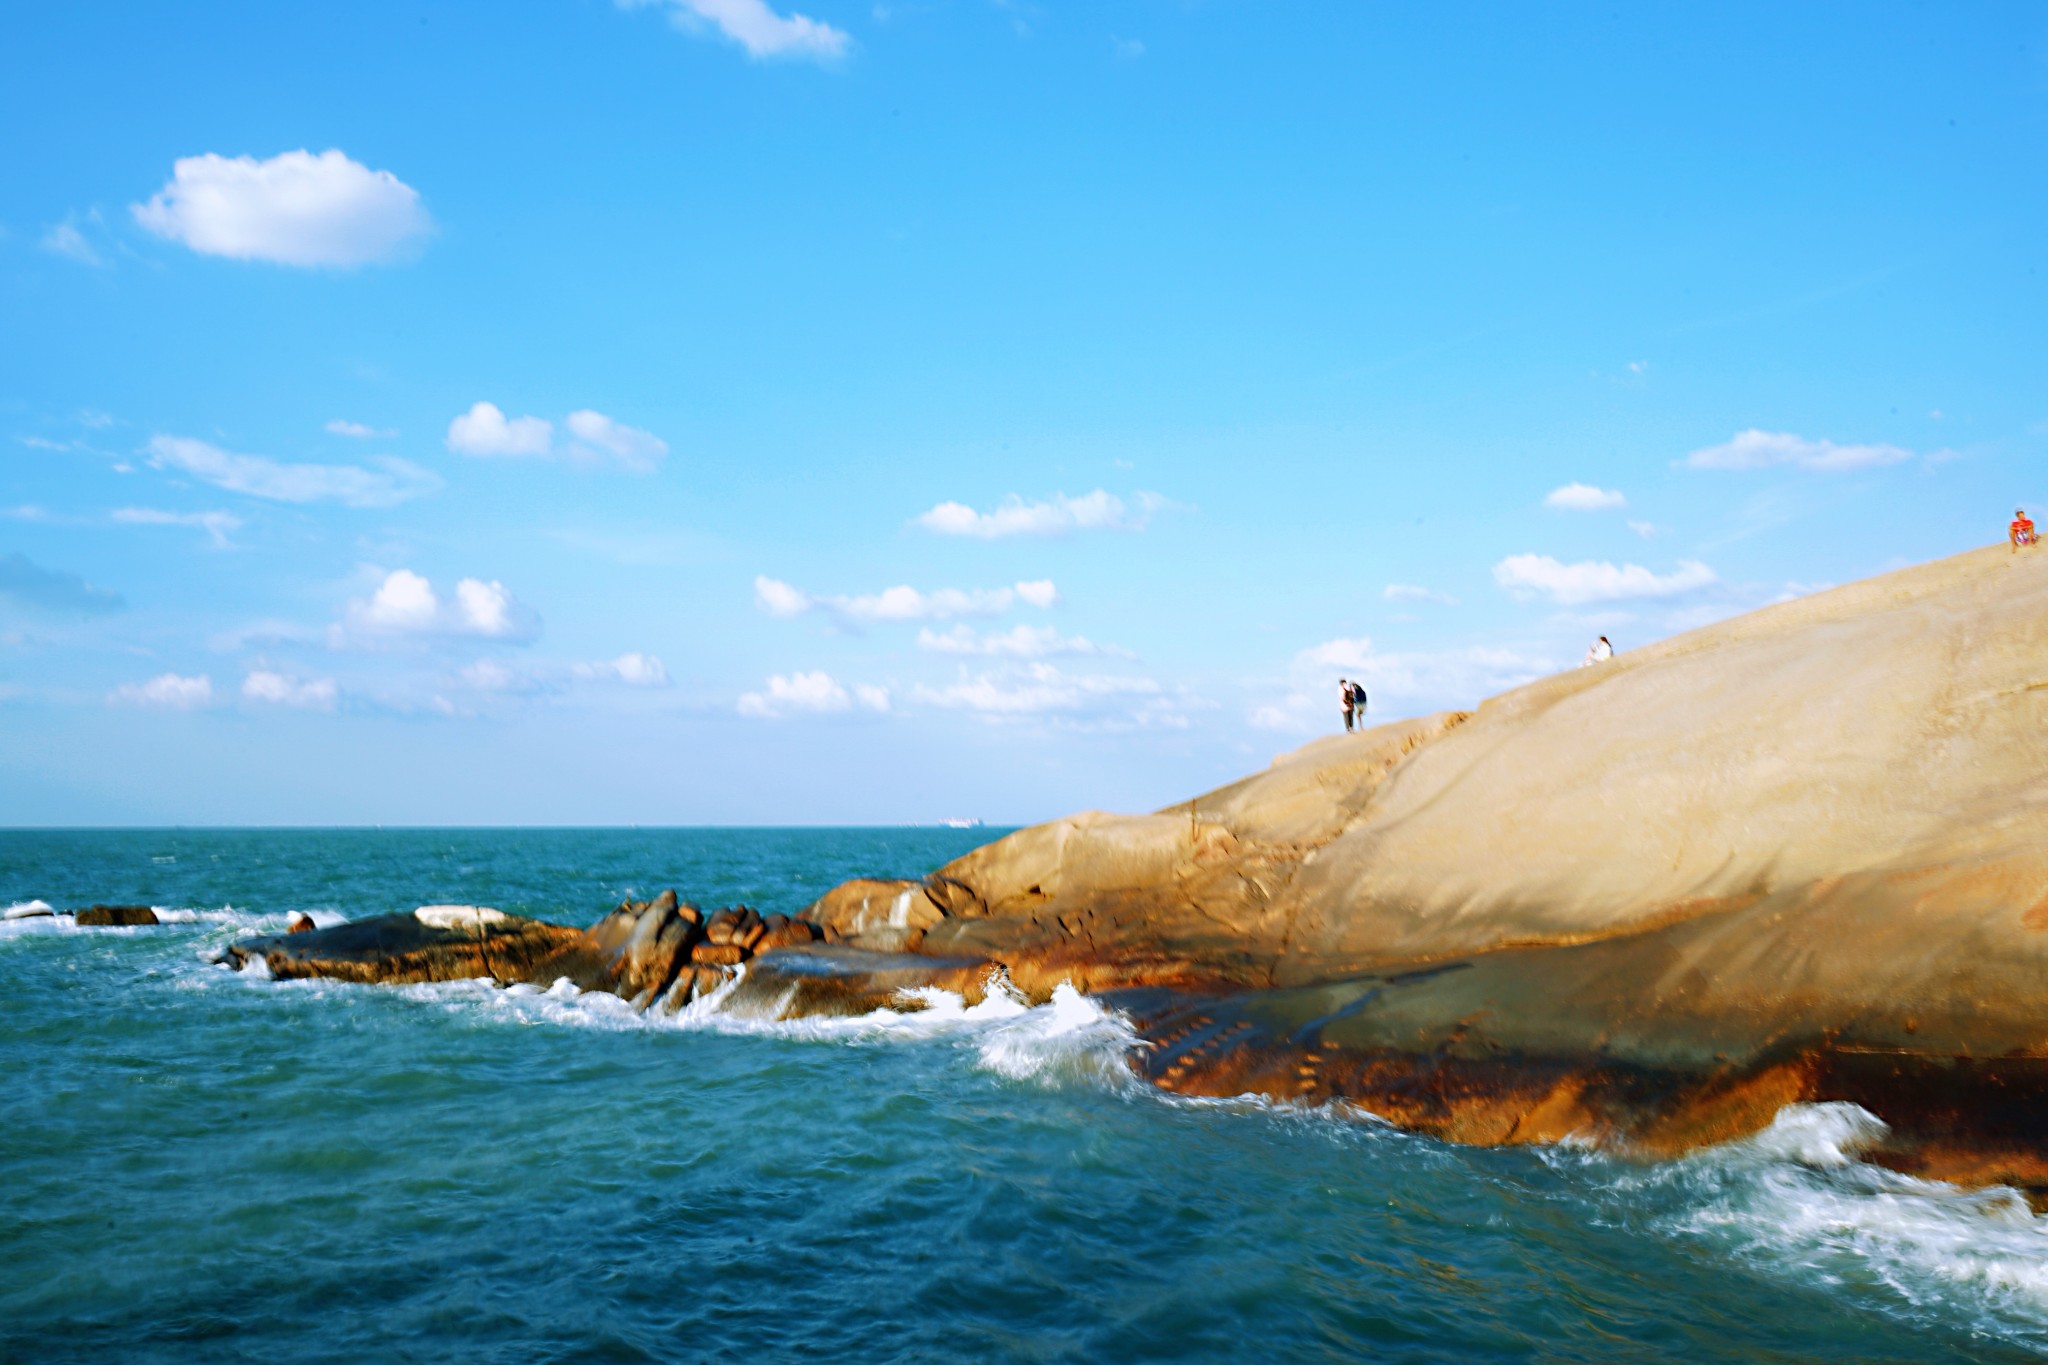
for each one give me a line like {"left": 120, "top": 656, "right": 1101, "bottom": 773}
{"left": 325, "top": 419, "right": 394, "bottom": 439}
{"left": 753, "top": 575, "right": 1059, "bottom": 623}
{"left": 916, "top": 624, "right": 1125, "bottom": 658}
{"left": 111, "top": 672, "right": 213, "bottom": 709}
{"left": 242, "top": 670, "right": 337, "bottom": 710}
{"left": 911, "top": 662, "right": 1183, "bottom": 728}
{"left": 564, "top": 410, "right": 668, "bottom": 472}
{"left": 574, "top": 652, "right": 671, "bottom": 687}
{"left": 41, "top": 220, "right": 103, "bottom": 267}
{"left": 458, "top": 659, "right": 541, "bottom": 693}
{"left": 1492, "top": 554, "right": 1717, "bottom": 605}
{"left": 446, "top": 402, "right": 554, "bottom": 458}
{"left": 1543, "top": 482, "right": 1627, "bottom": 511}
{"left": 754, "top": 576, "right": 813, "bottom": 617}
{"left": 737, "top": 670, "right": 890, "bottom": 717}
{"left": 1682, "top": 429, "right": 1926, "bottom": 473}
{"left": 1627, "top": 520, "right": 1657, "bottom": 539}
{"left": 346, "top": 569, "right": 540, "bottom": 642}
{"left": 132, "top": 149, "right": 432, "bottom": 267}
{"left": 1248, "top": 637, "right": 1555, "bottom": 733}
{"left": 624, "top": 0, "right": 851, "bottom": 61}
{"left": 111, "top": 506, "right": 242, "bottom": 548}
{"left": 1383, "top": 584, "right": 1457, "bottom": 606}
{"left": 913, "top": 490, "right": 1162, "bottom": 539}
{"left": 147, "top": 435, "right": 439, "bottom": 508}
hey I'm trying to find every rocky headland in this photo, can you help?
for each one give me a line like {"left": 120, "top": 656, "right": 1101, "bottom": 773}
{"left": 224, "top": 544, "right": 2048, "bottom": 1193}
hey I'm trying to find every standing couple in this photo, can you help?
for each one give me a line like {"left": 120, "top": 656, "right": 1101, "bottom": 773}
{"left": 1339, "top": 678, "right": 1368, "bottom": 732}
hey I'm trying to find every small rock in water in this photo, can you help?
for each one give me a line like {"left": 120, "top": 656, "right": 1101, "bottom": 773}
{"left": 75, "top": 905, "right": 158, "bottom": 927}
{"left": 288, "top": 913, "right": 317, "bottom": 934}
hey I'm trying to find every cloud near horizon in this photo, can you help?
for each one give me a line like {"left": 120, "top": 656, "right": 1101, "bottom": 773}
{"left": 1682, "top": 429, "right": 1927, "bottom": 473}
{"left": 345, "top": 569, "right": 540, "bottom": 643}
{"left": 110, "top": 672, "right": 213, "bottom": 709}
{"left": 913, "top": 490, "right": 1163, "bottom": 539}
{"left": 737, "top": 670, "right": 889, "bottom": 717}
{"left": 1492, "top": 553, "right": 1717, "bottom": 605}
{"left": 754, "top": 575, "right": 1058, "bottom": 623}
{"left": 916, "top": 624, "right": 1126, "bottom": 658}
{"left": 622, "top": 0, "right": 851, "bottom": 62}
{"left": 132, "top": 149, "right": 432, "bottom": 267}
{"left": 112, "top": 507, "right": 242, "bottom": 548}
{"left": 1543, "top": 482, "right": 1627, "bottom": 510}
{"left": 573, "top": 652, "right": 671, "bottom": 687}
{"left": 242, "top": 669, "right": 337, "bottom": 710}
{"left": 447, "top": 402, "right": 666, "bottom": 471}
{"left": 147, "top": 435, "right": 440, "bottom": 508}
{"left": 1249, "top": 636, "right": 1555, "bottom": 733}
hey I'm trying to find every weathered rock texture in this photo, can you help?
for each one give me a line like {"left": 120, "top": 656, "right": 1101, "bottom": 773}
{"left": 800, "top": 544, "right": 2048, "bottom": 1190}
{"left": 217, "top": 543, "right": 2048, "bottom": 1191}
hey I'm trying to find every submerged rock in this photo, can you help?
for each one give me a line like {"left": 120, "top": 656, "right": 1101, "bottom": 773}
{"left": 4, "top": 901, "right": 54, "bottom": 920}
{"left": 75, "top": 905, "right": 158, "bottom": 927}
{"left": 287, "top": 913, "right": 316, "bottom": 934}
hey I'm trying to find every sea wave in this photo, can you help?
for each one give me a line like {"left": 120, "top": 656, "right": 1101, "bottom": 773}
{"left": 1544, "top": 1102, "right": 2048, "bottom": 1349}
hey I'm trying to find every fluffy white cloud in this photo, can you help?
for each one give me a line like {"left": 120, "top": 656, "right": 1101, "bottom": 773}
{"left": 111, "top": 672, "right": 213, "bottom": 709}
{"left": 573, "top": 652, "right": 671, "bottom": 687}
{"left": 753, "top": 575, "right": 1059, "bottom": 622}
{"left": 916, "top": 624, "right": 1124, "bottom": 658}
{"left": 1248, "top": 637, "right": 1555, "bottom": 733}
{"left": 1493, "top": 554, "right": 1717, "bottom": 605}
{"left": 1543, "top": 482, "right": 1627, "bottom": 511}
{"left": 913, "top": 490, "right": 1162, "bottom": 539}
{"left": 737, "top": 670, "right": 890, "bottom": 717}
{"left": 132, "top": 149, "right": 432, "bottom": 267}
{"left": 1628, "top": 520, "right": 1657, "bottom": 539}
{"left": 754, "top": 576, "right": 813, "bottom": 617}
{"left": 1383, "top": 584, "right": 1457, "bottom": 605}
{"left": 147, "top": 435, "right": 439, "bottom": 508}
{"left": 347, "top": 569, "right": 540, "bottom": 642}
{"left": 564, "top": 410, "right": 668, "bottom": 472}
{"left": 624, "top": 0, "right": 851, "bottom": 61}
{"left": 242, "top": 670, "right": 337, "bottom": 710}
{"left": 111, "top": 507, "right": 242, "bottom": 548}
{"left": 325, "top": 419, "right": 393, "bottom": 439}
{"left": 1682, "top": 429, "right": 1923, "bottom": 473}
{"left": 457, "top": 659, "right": 541, "bottom": 694}
{"left": 446, "top": 402, "right": 554, "bottom": 458}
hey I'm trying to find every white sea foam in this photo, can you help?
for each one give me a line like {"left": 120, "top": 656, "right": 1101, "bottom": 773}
{"left": 3, "top": 899, "right": 54, "bottom": 919}
{"left": 1558, "top": 1102, "right": 2048, "bottom": 1347}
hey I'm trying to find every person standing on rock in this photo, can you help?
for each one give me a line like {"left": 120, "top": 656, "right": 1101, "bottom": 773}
{"left": 1580, "top": 636, "right": 1613, "bottom": 667}
{"left": 1339, "top": 678, "right": 1356, "bottom": 733}
{"left": 2012, "top": 509, "right": 2036, "bottom": 551}
{"left": 1349, "top": 680, "right": 1366, "bottom": 727}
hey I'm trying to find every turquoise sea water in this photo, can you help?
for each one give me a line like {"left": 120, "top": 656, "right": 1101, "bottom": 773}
{"left": 6, "top": 828, "right": 2048, "bottom": 1362}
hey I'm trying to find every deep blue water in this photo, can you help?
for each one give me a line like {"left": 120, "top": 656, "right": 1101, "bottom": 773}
{"left": 5, "top": 828, "right": 2048, "bottom": 1362}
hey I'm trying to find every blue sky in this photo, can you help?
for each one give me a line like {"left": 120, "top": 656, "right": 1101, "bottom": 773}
{"left": 3, "top": 1, "right": 2044, "bottom": 825}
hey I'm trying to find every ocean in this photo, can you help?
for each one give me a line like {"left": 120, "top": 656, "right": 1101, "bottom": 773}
{"left": 5, "top": 827, "right": 2048, "bottom": 1362}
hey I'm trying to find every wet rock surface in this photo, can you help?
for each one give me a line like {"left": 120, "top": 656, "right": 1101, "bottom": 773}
{"left": 76, "top": 905, "right": 158, "bottom": 927}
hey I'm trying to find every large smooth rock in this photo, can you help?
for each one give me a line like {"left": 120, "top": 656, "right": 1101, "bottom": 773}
{"left": 806, "top": 544, "right": 2048, "bottom": 1183}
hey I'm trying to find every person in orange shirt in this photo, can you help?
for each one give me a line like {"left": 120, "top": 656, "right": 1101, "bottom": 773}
{"left": 2012, "top": 508, "right": 2037, "bottom": 551}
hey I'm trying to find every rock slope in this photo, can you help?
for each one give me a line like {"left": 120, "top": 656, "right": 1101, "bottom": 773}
{"left": 226, "top": 543, "right": 2048, "bottom": 1190}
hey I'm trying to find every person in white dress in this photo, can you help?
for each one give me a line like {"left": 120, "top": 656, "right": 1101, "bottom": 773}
{"left": 1579, "top": 636, "right": 1613, "bottom": 667}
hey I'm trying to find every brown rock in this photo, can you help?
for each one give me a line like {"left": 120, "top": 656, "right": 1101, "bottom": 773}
{"left": 691, "top": 942, "right": 744, "bottom": 966}
{"left": 76, "top": 905, "right": 158, "bottom": 927}
{"left": 704, "top": 909, "right": 742, "bottom": 946}
{"left": 287, "top": 913, "right": 316, "bottom": 934}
